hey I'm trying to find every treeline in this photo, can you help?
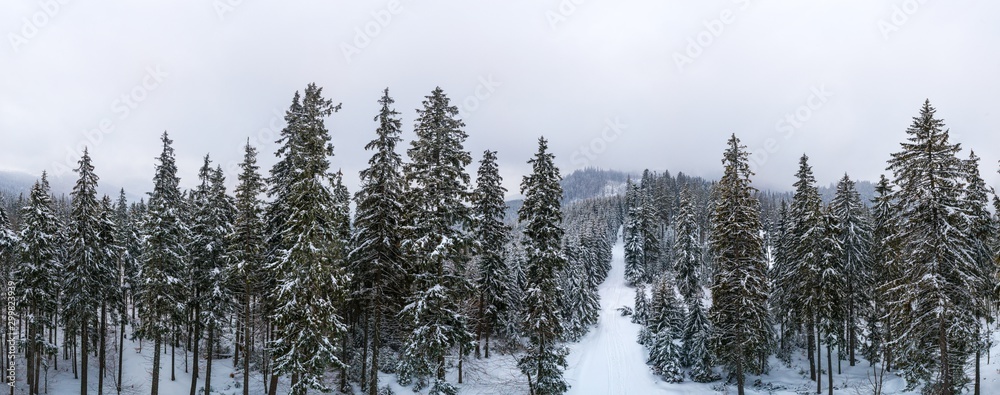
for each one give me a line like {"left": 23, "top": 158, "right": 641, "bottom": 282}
{"left": 626, "top": 100, "right": 1000, "bottom": 395}
{"left": 0, "top": 84, "right": 622, "bottom": 395}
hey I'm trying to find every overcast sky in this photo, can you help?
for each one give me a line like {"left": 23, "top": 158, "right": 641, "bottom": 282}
{"left": 2, "top": 0, "right": 999, "bottom": 199}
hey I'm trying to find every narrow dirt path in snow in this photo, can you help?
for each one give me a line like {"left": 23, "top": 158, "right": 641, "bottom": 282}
{"left": 564, "top": 233, "right": 666, "bottom": 395}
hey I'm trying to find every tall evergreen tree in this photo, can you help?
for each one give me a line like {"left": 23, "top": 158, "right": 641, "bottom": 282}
{"left": 770, "top": 201, "right": 794, "bottom": 362}
{"left": 137, "top": 132, "right": 189, "bottom": 395}
{"left": 262, "top": 89, "right": 308, "bottom": 395}
{"left": 776, "top": 154, "right": 824, "bottom": 383}
{"left": 682, "top": 298, "right": 718, "bottom": 382}
{"left": 673, "top": 187, "right": 702, "bottom": 303}
{"left": 623, "top": 182, "right": 644, "bottom": 286}
{"left": 885, "top": 100, "right": 983, "bottom": 393}
{"left": 708, "top": 135, "right": 771, "bottom": 395}
{"left": 267, "top": 83, "right": 350, "bottom": 395}
{"left": 472, "top": 150, "right": 512, "bottom": 359}
{"left": 517, "top": 137, "right": 569, "bottom": 395}
{"left": 961, "top": 151, "right": 996, "bottom": 395}
{"left": 16, "top": 174, "right": 61, "bottom": 395}
{"left": 829, "top": 174, "right": 871, "bottom": 367}
{"left": 397, "top": 87, "right": 475, "bottom": 394}
{"left": 816, "top": 208, "right": 845, "bottom": 395}
{"left": 95, "top": 194, "right": 120, "bottom": 395}
{"left": 645, "top": 275, "right": 683, "bottom": 382}
{"left": 228, "top": 141, "right": 267, "bottom": 395}
{"left": 348, "top": 88, "right": 406, "bottom": 395}
{"left": 65, "top": 148, "right": 104, "bottom": 395}
{"left": 866, "top": 175, "right": 899, "bottom": 368}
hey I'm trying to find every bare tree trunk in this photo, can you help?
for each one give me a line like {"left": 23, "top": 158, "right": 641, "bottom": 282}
{"left": 100, "top": 302, "right": 107, "bottom": 395}
{"left": 827, "top": 343, "right": 833, "bottom": 395}
{"left": 849, "top": 300, "right": 856, "bottom": 366}
{"left": 243, "top": 293, "right": 251, "bottom": 395}
{"left": 81, "top": 318, "right": 89, "bottom": 395}
{"left": 190, "top": 304, "right": 200, "bottom": 395}
{"left": 808, "top": 320, "right": 815, "bottom": 380}
{"left": 736, "top": 359, "right": 745, "bottom": 395}
{"left": 72, "top": 334, "right": 78, "bottom": 379}
{"left": 939, "top": 314, "right": 949, "bottom": 393}
{"left": 369, "top": 313, "right": 380, "bottom": 395}
{"left": 233, "top": 318, "right": 240, "bottom": 371}
{"left": 205, "top": 324, "right": 213, "bottom": 395}
{"left": 361, "top": 313, "right": 368, "bottom": 392}
{"left": 152, "top": 336, "right": 161, "bottom": 395}
{"left": 171, "top": 328, "right": 176, "bottom": 381}
{"left": 117, "top": 317, "right": 124, "bottom": 395}
{"left": 476, "top": 293, "right": 483, "bottom": 359}
{"left": 816, "top": 327, "right": 821, "bottom": 395}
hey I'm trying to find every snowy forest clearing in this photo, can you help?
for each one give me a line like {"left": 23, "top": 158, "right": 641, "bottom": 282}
{"left": 564, "top": 235, "right": 665, "bottom": 394}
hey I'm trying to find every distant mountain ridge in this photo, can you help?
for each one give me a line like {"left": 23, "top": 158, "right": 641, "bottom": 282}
{"left": 0, "top": 170, "right": 38, "bottom": 199}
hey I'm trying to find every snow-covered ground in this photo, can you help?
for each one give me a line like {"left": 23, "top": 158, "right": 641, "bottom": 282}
{"left": 564, "top": 234, "right": 669, "bottom": 394}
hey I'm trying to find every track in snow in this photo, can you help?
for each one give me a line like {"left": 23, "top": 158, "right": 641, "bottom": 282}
{"left": 564, "top": 232, "right": 666, "bottom": 395}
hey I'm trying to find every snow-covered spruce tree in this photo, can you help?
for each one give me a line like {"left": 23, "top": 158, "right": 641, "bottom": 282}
{"left": 830, "top": 174, "right": 872, "bottom": 367}
{"left": 16, "top": 174, "right": 61, "bottom": 395}
{"left": 472, "top": 149, "right": 512, "bottom": 359}
{"left": 348, "top": 88, "right": 406, "bottom": 395}
{"left": 683, "top": 298, "right": 718, "bottom": 382}
{"left": 708, "top": 135, "right": 772, "bottom": 395}
{"left": 885, "top": 100, "right": 984, "bottom": 394}
{"left": 65, "top": 148, "right": 107, "bottom": 395}
{"left": 816, "top": 208, "right": 844, "bottom": 395}
{"left": 638, "top": 187, "right": 662, "bottom": 281}
{"left": 187, "top": 155, "right": 221, "bottom": 394}
{"left": 632, "top": 283, "right": 649, "bottom": 325}
{"left": 332, "top": 169, "right": 351, "bottom": 246}
{"left": 775, "top": 154, "right": 824, "bottom": 382}
{"left": 267, "top": 83, "right": 350, "bottom": 395}
{"left": 770, "top": 201, "right": 795, "bottom": 362}
{"left": 623, "top": 182, "right": 645, "bottom": 286}
{"left": 228, "top": 141, "right": 268, "bottom": 395}
{"left": 517, "top": 137, "right": 570, "bottom": 395}
{"left": 95, "top": 194, "right": 121, "bottom": 395}
{"left": 865, "top": 175, "right": 899, "bottom": 367}
{"left": 263, "top": 92, "right": 306, "bottom": 384}
{"left": 112, "top": 189, "right": 137, "bottom": 395}
{"left": 202, "top": 165, "right": 236, "bottom": 394}
{"left": 560, "top": 239, "right": 599, "bottom": 342}
{"left": 645, "top": 275, "right": 683, "bottom": 382}
{"left": 673, "top": 186, "right": 702, "bottom": 304}
{"left": 396, "top": 87, "right": 475, "bottom": 394}
{"left": 647, "top": 276, "right": 683, "bottom": 341}
{"left": 114, "top": 189, "right": 140, "bottom": 317}
{"left": 137, "top": 132, "right": 189, "bottom": 395}
{"left": 961, "top": 151, "right": 996, "bottom": 395}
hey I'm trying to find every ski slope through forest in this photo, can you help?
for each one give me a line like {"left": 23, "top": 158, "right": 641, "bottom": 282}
{"left": 564, "top": 232, "right": 666, "bottom": 395}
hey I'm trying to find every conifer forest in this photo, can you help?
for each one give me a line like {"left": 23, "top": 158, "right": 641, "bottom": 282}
{"left": 4, "top": 2, "right": 1000, "bottom": 395}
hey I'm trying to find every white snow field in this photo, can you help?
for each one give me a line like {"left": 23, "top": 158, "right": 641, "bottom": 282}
{"left": 563, "top": 234, "right": 669, "bottom": 395}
